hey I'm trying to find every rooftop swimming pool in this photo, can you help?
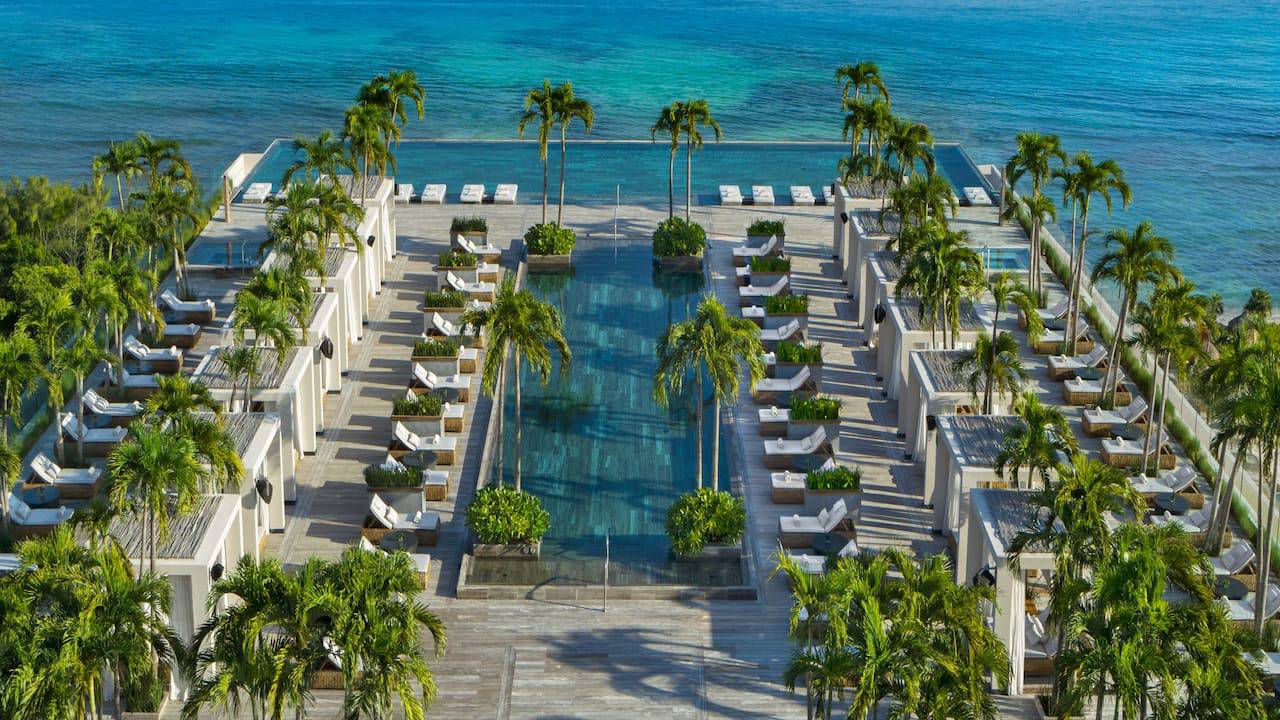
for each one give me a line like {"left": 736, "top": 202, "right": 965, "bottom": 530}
{"left": 187, "top": 238, "right": 268, "bottom": 268}
{"left": 979, "top": 246, "right": 1031, "bottom": 273}
{"left": 245, "top": 139, "right": 991, "bottom": 207}
{"left": 466, "top": 239, "right": 743, "bottom": 587}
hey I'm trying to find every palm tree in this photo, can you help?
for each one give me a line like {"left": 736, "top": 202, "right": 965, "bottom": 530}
{"left": 220, "top": 345, "right": 259, "bottom": 413}
{"left": 133, "top": 133, "right": 191, "bottom": 190}
{"left": 241, "top": 266, "right": 314, "bottom": 337}
{"left": 517, "top": 80, "right": 557, "bottom": 224}
{"left": 459, "top": 276, "right": 570, "bottom": 492}
{"left": 673, "top": 99, "right": 721, "bottom": 221}
{"left": 283, "top": 130, "right": 355, "bottom": 186}
{"left": 987, "top": 271, "right": 1017, "bottom": 334}
{"left": 233, "top": 292, "right": 298, "bottom": 352}
{"left": 1090, "top": 221, "right": 1179, "bottom": 405}
{"left": 0, "top": 330, "right": 39, "bottom": 445}
{"left": 994, "top": 391, "right": 1077, "bottom": 488}
{"left": 92, "top": 139, "right": 142, "bottom": 210}
{"left": 655, "top": 296, "right": 764, "bottom": 491}
{"left": 65, "top": 333, "right": 116, "bottom": 463}
{"left": 362, "top": 69, "right": 427, "bottom": 161}
{"left": 1020, "top": 191, "right": 1058, "bottom": 297}
{"left": 835, "top": 60, "right": 889, "bottom": 107}
{"left": 861, "top": 97, "right": 895, "bottom": 172}
{"left": 895, "top": 224, "right": 982, "bottom": 348}
{"left": 102, "top": 260, "right": 162, "bottom": 388}
{"left": 884, "top": 173, "right": 957, "bottom": 229}
{"left": 884, "top": 118, "right": 934, "bottom": 183}
{"left": 783, "top": 644, "right": 855, "bottom": 720}
{"left": 651, "top": 104, "right": 681, "bottom": 219}
{"left": 90, "top": 206, "right": 144, "bottom": 262}
{"left": 956, "top": 332, "right": 1027, "bottom": 414}
{"left": 0, "top": 441, "right": 18, "bottom": 537}
{"left": 107, "top": 423, "right": 202, "bottom": 574}
{"left": 343, "top": 102, "right": 393, "bottom": 204}
{"left": 1062, "top": 153, "right": 1132, "bottom": 350}
{"left": 772, "top": 549, "right": 855, "bottom": 720}
{"left": 1003, "top": 131, "right": 1067, "bottom": 226}
{"left": 1131, "top": 280, "right": 1207, "bottom": 476}
{"left": 142, "top": 172, "right": 201, "bottom": 298}
{"left": 549, "top": 81, "right": 595, "bottom": 225}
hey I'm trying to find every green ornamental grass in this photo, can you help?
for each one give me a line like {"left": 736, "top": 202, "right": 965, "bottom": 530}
{"left": 775, "top": 341, "right": 822, "bottom": 363}
{"left": 363, "top": 463, "right": 425, "bottom": 488}
{"left": 450, "top": 216, "right": 488, "bottom": 233}
{"left": 790, "top": 395, "right": 841, "bottom": 421}
{"left": 423, "top": 288, "right": 467, "bottom": 308}
{"left": 750, "top": 255, "right": 791, "bottom": 273}
{"left": 413, "top": 338, "right": 461, "bottom": 357}
{"left": 392, "top": 392, "right": 445, "bottom": 416}
{"left": 747, "top": 218, "right": 785, "bottom": 237}
{"left": 438, "top": 249, "right": 479, "bottom": 268}
{"left": 805, "top": 466, "right": 862, "bottom": 491}
{"left": 764, "top": 294, "right": 809, "bottom": 314}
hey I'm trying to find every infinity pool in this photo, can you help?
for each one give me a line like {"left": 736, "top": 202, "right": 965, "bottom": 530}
{"left": 467, "top": 238, "right": 743, "bottom": 586}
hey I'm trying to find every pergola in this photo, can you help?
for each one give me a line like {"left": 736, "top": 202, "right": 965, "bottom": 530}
{"left": 877, "top": 297, "right": 988, "bottom": 400}
{"left": 860, "top": 251, "right": 898, "bottom": 346}
{"left": 899, "top": 349, "right": 986, "bottom": 459}
{"left": 923, "top": 414, "right": 1024, "bottom": 537}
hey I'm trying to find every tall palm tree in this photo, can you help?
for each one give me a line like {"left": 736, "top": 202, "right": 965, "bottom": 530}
{"left": 459, "top": 276, "right": 570, "bottom": 492}
{"left": 102, "top": 260, "right": 162, "bottom": 388}
{"left": 133, "top": 133, "right": 192, "bottom": 191}
{"left": 362, "top": 69, "right": 427, "bottom": 161}
{"left": 1090, "top": 221, "right": 1179, "bottom": 405}
{"left": 772, "top": 549, "right": 857, "bottom": 720}
{"left": 65, "top": 333, "right": 117, "bottom": 463}
{"left": 994, "top": 391, "right": 1077, "bottom": 488}
{"left": 1020, "top": 191, "right": 1058, "bottom": 297}
{"left": 220, "top": 345, "right": 259, "bottom": 413}
{"left": 861, "top": 97, "right": 895, "bottom": 172}
{"left": 107, "top": 423, "right": 202, "bottom": 574}
{"left": 884, "top": 173, "right": 957, "bottom": 229}
{"left": 0, "top": 441, "right": 18, "bottom": 537}
{"left": 90, "top": 206, "right": 145, "bottom": 262}
{"left": 1131, "top": 280, "right": 1206, "bottom": 475}
{"left": 92, "top": 139, "right": 142, "bottom": 210}
{"left": 517, "top": 80, "right": 557, "bottom": 224}
{"left": 0, "top": 330, "right": 39, "bottom": 445}
{"left": 896, "top": 224, "right": 982, "bottom": 348}
{"left": 884, "top": 118, "right": 934, "bottom": 183}
{"left": 549, "top": 81, "right": 595, "bottom": 225}
{"left": 834, "top": 60, "right": 889, "bottom": 107}
{"left": 783, "top": 644, "right": 855, "bottom": 720}
{"left": 956, "top": 331, "right": 1027, "bottom": 414}
{"left": 655, "top": 296, "right": 764, "bottom": 491}
{"left": 343, "top": 103, "right": 393, "bottom": 204}
{"left": 141, "top": 172, "right": 201, "bottom": 298}
{"left": 1003, "top": 131, "right": 1067, "bottom": 227}
{"left": 241, "top": 266, "right": 314, "bottom": 337}
{"left": 283, "top": 130, "right": 355, "bottom": 186}
{"left": 1062, "top": 153, "right": 1132, "bottom": 350}
{"left": 651, "top": 104, "right": 681, "bottom": 219}
{"left": 233, "top": 292, "right": 298, "bottom": 352}
{"left": 673, "top": 99, "right": 721, "bottom": 221}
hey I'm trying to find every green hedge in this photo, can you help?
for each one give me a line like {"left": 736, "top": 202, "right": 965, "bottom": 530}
{"left": 765, "top": 294, "right": 808, "bottom": 314}
{"left": 438, "top": 249, "right": 478, "bottom": 268}
{"left": 747, "top": 218, "right": 785, "bottom": 237}
{"left": 750, "top": 255, "right": 790, "bottom": 273}
{"left": 450, "top": 216, "right": 488, "bottom": 233}
{"left": 363, "top": 464, "right": 424, "bottom": 488}
{"left": 791, "top": 395, "right": 841, "bottom": 421}
{"left": 524, "top": 223, "right": 576, "bottom": 256}
{"left": 423, "top": 288, "right": 467, "bottom": 308}
{"left": 806, "top": 466, "right": 862, "bottom": 491}
{"left": 413, "top": 338, "right": 461, "bottom": 357}
{"left": 776, "top": 341, "right": 822, "bottom": 363}
{"left": 466, "top": 486, "right": 551, "bottom": 544}
{"left": 652, "top": 217, "right": 707, "bottom": 257}
{"left": 665, "top": 488, "right": 746, "bottom": 557}
{"left": 392, "top": 393, "right": 445, "bottom": 416}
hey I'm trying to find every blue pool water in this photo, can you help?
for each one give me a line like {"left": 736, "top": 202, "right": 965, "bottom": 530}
{"left": 0, "top": 1, "right": 1277, "bottom": 305}
{"left": 186, "top": 239, "right": 268, "bottom": 268}
{"left": 980, "top": 247, "right": 1031, "bottom": 273}
{"left": 472, "top": 239, "right": 742, "bottom": 586}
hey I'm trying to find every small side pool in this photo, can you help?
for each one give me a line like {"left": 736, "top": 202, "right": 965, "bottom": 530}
{"left": 187, "top": 239, "right": 267, "bottom": 269}
{"left": 980, "top": 246, "right": 1031, "bottom": 273}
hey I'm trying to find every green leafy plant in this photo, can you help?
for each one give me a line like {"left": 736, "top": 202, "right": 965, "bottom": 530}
{"left": 764, "top": 294, "right": 809, "bottom": 314}
{"left": 652, "top": 217, "right": 707, "bottom": 257}
{"left": 392, "top": 392, "right": 444, "bottom": 416}
{"left": 747, "top": 218, "right": 785, "bottom": 237}
{"left": 790, "top": 395, "right": 842, "bottom": 421}
{"left": 775, "top": 341, "right": 822, "bottom": 363}
{"left": 665, "top": 487, "right": 746, "bottom": 557}
{"left": 805, "top": 466, "right": 862, "bottom": 491}
{"left": 524, "top": 222, "right": 577, "bottom": 256}
{"left": 465, "top": 486, "right": 551, "bottom": 544}
{"left": 450, "top": 216, "right": 488, "bottom": 233}
{"left": 423, "top": 288, "right": 467, "bottom": 308}
{"left": 750, "top": 255, "right": 791, "bottom": 273}
{"left": 363, "top": 463, "right": 424, "bottom": 488}
{"left": 413, "top": 338, "right": 461, "bottom": 357}
{"left": 438, "top": 249, "right": 478, "bottom": 268}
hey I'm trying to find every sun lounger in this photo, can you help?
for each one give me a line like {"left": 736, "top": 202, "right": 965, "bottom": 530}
{"left": 1021, "top": 297, "right": 1069, "bottom": 330}
{"left": 764, "top": 427, "right": 830, "bottom": 470}
{"left": 964, "top": 186, "right": 992, "bottom": 206}
{"left": 158, "top": 289, "right": 216, "bottom": 323}
{"left": 790, "top": 186, "right": 815, "bottom": 206}
{"left": 124, "top": 334, "right": 182, "bottom": 373}
{"left": 155, "top": 322, "right": 202, "bottom": 349}
{"left": 786, "top": 553, "right": 826, "bottom": 575}
{"left": 411, "top": 363, "right": 471, "bottom": 402}
{"left": 1156, "top": 464, "right": 1198, "bottom": 493}
{"left": 110, "top": 368, "right": 161, "bottom": 400}
{"left": 60, "top": 414, "right": 127, "bottom": 456}
{"left": 759, "top": 319, "right": 802, "bottom": 346}
{"left": 771, "top": 470, "right": 806, "bottom": 503}
{"left": 445, "top": 271, "right": 495, "bottom": 301}
{"left": 822, "top": 185, "right": 835, "bottom": 205}
{"left": 384, "top": 451, "right": 450, "bottom": 499}
{"left": 493, "top": 184, "right": 517, "bottom": 204}
{"left": 419, "top": 184, "right": 446, "bottom": 204}
{"left": 1222, "top": 584, "right": 1280, "bottom": 623}
{"left": 30, "top": 452, "right": 104, "bottom": 500}
{"left": 1211, "top": 538, "right": 1256, "bottom": 576}
{"left": 367, "top": 494, "right": 439, "bottom": 545}
{"left": 6, "top": 491, "right": 74, "bottom": 539}
{"left": 82, "top": 389, "right": 143, "bottom": 425}
{"left": 242, "top": 183, "right": 272, "bottom": 203}
{"left": 731, "top": 235, "right": 781, "bottom": 266}
{"left": 1062, "top": 377, "right": 1105, "bottom": 406}
{"left": 1024, "top": 611, "right": 1059, "bottom": 675}
{"left": 1036, "top": 320, "right": 1092, "bottom": 354}
{"left": 454, "top": 235, "right": 502, "bottom": 263}
{"left": 752, "top": 185, "right": 775, "bottom": 206}
{"left": 1130, "top": 475, "right": 1175, "bottom": 496}
{"left": 739, "top": 276, "right": 789, "bottom": 306}
{"left": 753, "top": 365, "right": 814, "bottom": 403}
{"left": 1151, "top": 501, "right": 1214, "bottom": 534}
{"left": 778, "top": 499, "right": 847, "bottom": 547}
{"left": 395, "top": 183, "right": 414, "bottom": 204}
{"left": 390, "top": 422, "right": 458, "bottom": 465}
{"left": 460, "top": 184, "right": 484, "bottom": 204}
{"left": 1047, "top": 345, "right": 1107, "bottom": 380}
{"left": 429, "top": 312, "right": 481, "bottom": 347}
{"left": 719, "top": 185, "right": 743, "bottom": 206}
{"left": 1101, "top": 437, "right": 1148, "bottom": 468}
{"left": 1082, "top": 397, "right": 1148, "bottom": 436}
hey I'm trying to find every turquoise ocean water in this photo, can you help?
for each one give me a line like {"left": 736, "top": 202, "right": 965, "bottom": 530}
{"left": 0, "top": 1, "right": 1277, "bottom": 304}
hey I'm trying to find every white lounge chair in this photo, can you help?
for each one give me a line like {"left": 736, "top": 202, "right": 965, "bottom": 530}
{"left": 419, "top": 184, "right": 446, "bottom": 204}
{"left": 113, "top": 368, "right": 161, "bottom": 391}
{"left": 445, "top": 271, "right": 495, "bottom": 300}
{"left": 60, "top": 414, "right": 127, "bottom": 455}
{"left": 1130, "top": 475, "right": 1175, "bottom": 496}
{"left": 390, "top": 422, "right": 458, "bottom": 463}
{"left": 31, "top": 452, "right": 103, "bottom": 499}
{"left": 381, "top": 452, "right": 449, "bottom": 492}
{"left": 1155, "top": 464, "right": 1198, "bottom": 494}
{"left": 158, "top": 289, "right": 216, "bottom": 323}
{"left": 460, "top": 184, "right": 484, "bottom": 204}
{"left": 739, "top": 276, "right": 789, "bottom": 305}
{"left": 1101, "top": 437, "right": 1146, "bottom": 467}
{"left": 429, "top": 312, "right": 480, "bottom": 344}
{"left": 82, "top": 389, "right": 143, "bottom": 421}
{"left": 1034, "top": 297, "right": 1070, "bottom": 323}
{"left": 1210, "top": 538, "right": 1256, "bottom": 576}
{"left": 1041, "top": 321, "right": 1091, "bottom": 351}
{"left": 1024, "top": 612, "right": 1059, "bottom": 671}
{"left": 1083, "top": 397, "right": 1148, "bottom": 435}
{"left": 778, "top": 499, "right": 847, "bottom": 547}
{"left": 455, "top": 235, "right": 501, "bottom": 262}
{"left": 1150, "top": 501, "right": 1214, "bottom": 533}
{"left": 368, "top": 494, "right": 439, "bottom": 543}
{"left": 1221, "top": 584, "right": 1280, "bottom": 623}
{"left": 822, "top": 185, "right": 835, "bottom": 205}
{"left": 731, "top": 235, "right": 780, "bottom": 266}
{"left": 785, "top": 553, "right": 826, "bottom": 575}
{"left": 764, "top": 427, "right": 829, "bottom": 469}
{"left": 964, "top": 186, "right": 992, "bottom": 206}
{"left": 719, "top": 185, "right": 743, "bottom": 206}
{"left": 752, "top": 185, "right": 775, "bottom": 206}
{"left": 1047, "top": 345, "right": 1107, "bottom": 380}
{"left": 411, "top": 364, "right": 471, "bottom": 401}
{"left": 242, "top": 183, "right": 272, "bottom": 203}
{"left": 7, "top": 492, "right": 74, "bottom": 536}
{"left": 395, "top": 183, "right": 414, "bottom": 204}
{"left": 493, "top": 184, "right": 517, "bottom": 204}
{"left": 760, "top": 319, "right": 802, "bottom": 345}
{"left": 790, "top": 186, "right": 815, "bottom": 206}
{"left": 753, "top": 365, "right": 813, "bottom": 402}
{"left": 770, "top": 470, "right": 805, "bottom": 503}
{"left": 124, "top": 334, "right": 182, "bottom": 371}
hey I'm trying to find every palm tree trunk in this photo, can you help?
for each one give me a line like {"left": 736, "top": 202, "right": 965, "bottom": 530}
{"left": 1094, "top": 673, "right": 1107, "bottom": 720}
{"left": 1068, "top": 210, "right": 1089, "bottom": 354}
{"left": 514, "top": 351, "right": 523, "bottom": 493}
{"left": 1104, "top": 295, "right": 1130, "bottom": 406}
{"left": 667, "top": 145, "right": 675, "bottom": 220}
{"left": 695, "top": 370, "right": 704, "bottom": 489}
{"left": 1256, "top": 448, "right": 1279, "bottom": 637}
{"left": 76, "top": 375, "right": 86, "bottom": 462}
{"left": 494, "top": 369, "right": 505, "bottom": 487}
{"left": 711, "top": 397, "right": 721, "bottom": 492}
{"left": 1209, "top": 444, "right": 1245, "bottom": 552}
{"left": 557, "top": 127, "right": 567, "bottom": 226}
{"left": 1149, "top": 353, "right": 1173, "bottom": 475}
{"left": 685, "top": 134, "right": 693, "bottom": 221}
{"left": 116, "top": 176, "right": 125, "bottom": 212}
{"left": 541, "top": 153, "right": 549, "bottom": 225}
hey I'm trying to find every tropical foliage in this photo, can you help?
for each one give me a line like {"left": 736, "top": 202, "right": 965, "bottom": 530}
{"left": 665, "top": 487, "right": 746, "bottom": 557}
{"left": 651, "top": 217, "right": 707, "bottom": 257}
{"left": 523, "top": 222, "right": 577, "bottom": 256}
{"left": 805, "top": 466, "right": 862, "bottom": 491}
{"left": 465, "top": 485, "right": 551, "bottom": 545}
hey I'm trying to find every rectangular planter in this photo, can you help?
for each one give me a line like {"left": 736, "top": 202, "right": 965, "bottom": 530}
{"left": 747, "top": 269, "right": 789, "bottom": 288}
{"left": 688, "top": 542, "right": 743, "bottom": 561}
{"left": 409, "top": 356, "right": 460, "bottom": 377}
{"left": 474, "top": 541, "right": 541, "bottom": 559}
{"left": 803, "top": 488, "right": 863, "bottom": 521}
{"left": 451, "top": 230, "right": 489, "bottom": 245}
{"left": 657, "top": 255, "right": 704, "bottom": 272}
{"left": 526, "top": 253, "right": 573, "bottom": 271}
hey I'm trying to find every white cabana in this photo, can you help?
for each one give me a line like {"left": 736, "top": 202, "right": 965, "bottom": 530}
{"left": 923, "top": 414, "right": 1025, "bottom": 537}
{"left": 860, "top": 251, "right": 899, "bottom": 346}
{"left": 203, "top": 412, "right": 292, "bottom": 546}
{"left": 303, "top": 248, "right": 365, "bottom": 347}
{"left": 877, "top": 297, "right": 988, "bottom": 400}
{"left": 899, "top": 349, "right": 1010, "bottom": 460}
{"left": 845, "top": 211, "right": 898, "bottom": 298}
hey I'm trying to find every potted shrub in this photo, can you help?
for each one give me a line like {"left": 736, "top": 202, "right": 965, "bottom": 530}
{"left": 363, "top": 462, "right": 426, "bottom": 497}
{"left": 119, "top": 667, "right": 169, "bottom": 720}
{"left": 747, "top": 218, "right": 786, "bottom": 249}
{"left": 803, "top": 465, "right": 863, "bottom": 519}
{"left": 524, "top": 222, "right": 576, "bottom": 270}
{"left": 412, "top": 336, "right": 473, "bottom": 374}
{"left": 665, "top": 487, "right": 747, "bottom": 560}
{"left": 421, "top": 287, "right": 469, "bottom": 329}
{"left": 391, "top": 390, "right": 461, "bottom": 434}
{"left": 788, "top": 395, "right": 841, "bottom": 449}
{"left": 747, "top": 254, "right": 790, "bottom": 285}
{"left": 763, "top": 293, "right": 809, "bottom": 334}
{"left": 466, "top": 485, "right": 550, "bottom": 559}
{"left": 450, "top": 215, "right": 488, "bottom": 245}
{"left": 772, "top": 340, "right": 824, "bottom": 385}
{"left": 652, "top": 217, "right": 707, "bottom": 272}
{"left": 437, "top": 248, "right": 496, "bottom": 284}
